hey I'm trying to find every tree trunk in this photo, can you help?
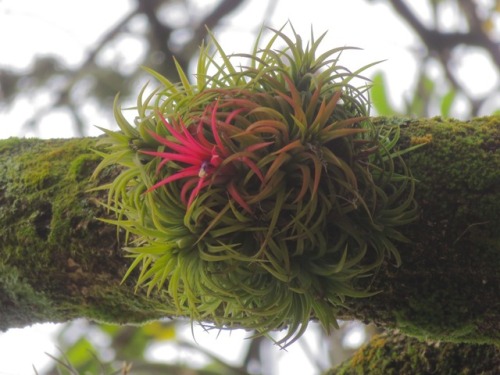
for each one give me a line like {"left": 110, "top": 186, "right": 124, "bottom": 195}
{"left": 1, "top": 116, "right": 499, "bottom": 348}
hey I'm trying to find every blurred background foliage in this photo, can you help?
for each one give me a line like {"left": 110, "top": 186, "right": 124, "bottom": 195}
{"left": 1, "top": 0, "right": 498, "bottom": 373}
{"left": 1, "top": 0, "right": 499, "bottom": 137}
{"left": 369, "top": 0, "right": 500, "bottom": 117}
{"left": 39, "top": 319, "right": 379, "bottom": 374}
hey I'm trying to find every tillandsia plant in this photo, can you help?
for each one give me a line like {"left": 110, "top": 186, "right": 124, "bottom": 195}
{"left": 93, "top": 24, "right": 419, "bottom": 346}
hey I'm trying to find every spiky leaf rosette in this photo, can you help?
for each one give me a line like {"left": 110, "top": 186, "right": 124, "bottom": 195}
{"left": 93, "top": 25, "right": 418, "bottom": 346}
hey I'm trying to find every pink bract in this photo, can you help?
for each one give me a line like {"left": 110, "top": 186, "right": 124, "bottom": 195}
{"left": 142, "top": 102, "right": 269, "bottom": 212}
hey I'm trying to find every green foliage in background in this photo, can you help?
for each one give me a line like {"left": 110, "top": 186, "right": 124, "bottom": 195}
{"left": 38, "top": 321, "right": 248, "bottom": 375}
{"left": 370, "top": 71, "right": 458, "bottom": 118}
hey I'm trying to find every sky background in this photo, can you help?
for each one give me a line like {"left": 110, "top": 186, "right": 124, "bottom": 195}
{"left": 1, "top": 0, "right": 498, "bottom": 140}
{"left": 0, "top": 0, "right": 423, "bottom": 140}
{"left": 0, "top": 0, "right": 498, "bottom": 374}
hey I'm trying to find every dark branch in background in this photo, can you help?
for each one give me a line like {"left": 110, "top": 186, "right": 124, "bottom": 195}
{"left": 14, "top": 0, "right": 249, "bottom": 137}
{"left": 193, "top": 0, "right": 246, "bottom": 39}
{"left": 135, "top": 0, "right": 179, "bottom": 81}
{"left": 388, "top": 0, "right": 500, "bottom": 66}
{"left": 457, "top": 0, "right": 500, "bottom": 67}
{"left": 177, "top": 0, "right": 247, "bottom": 65}
{"left": 241, "top": 335, "right": 266, "bottom": 373}
{"left": 136, "top": 0, "right": 246, "bottom": 78}
{"left": 387, "top": 0, "right": 500, "bottom": 116}
{"left": 65, "top": 7, "right": 142, "bottom": 90}
{"left": 178, "top": 340, "right": 252, "bottom": 375}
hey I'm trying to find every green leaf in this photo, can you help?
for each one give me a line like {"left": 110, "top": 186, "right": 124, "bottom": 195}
{"left": 63, "top": 337, "right": 96, "bottom": 368}
{"left": 371, "top": 72, "right": 399, "bottom": 115}
{"left": 407, "top": 73, "right": 435, "bottom": 116}
{"left": 440, "top": 89, "right": 456, "bottom": 117}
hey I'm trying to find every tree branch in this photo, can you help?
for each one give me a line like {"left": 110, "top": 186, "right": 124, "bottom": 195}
{"left": 1, "top": 116, "right": 499, "bottom": 345}
{"left": 327, "top": 330, "right": 500, "bottom": 374}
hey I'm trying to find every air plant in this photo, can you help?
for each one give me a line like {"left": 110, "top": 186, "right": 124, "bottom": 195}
{"left": 93, "top": 24, "right": 419, "bottom": 346}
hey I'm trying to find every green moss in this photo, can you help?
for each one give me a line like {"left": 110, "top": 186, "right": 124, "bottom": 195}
{"left": 399, "top": 117, "right": 500, "bottom": 342}
{"left": 407, "top": 117, "right": 500, "bottom": 204}
{"left": 68, "top": 153, "right": 101, "bottom": 181}
{"left": 82, "top": 284, "right": 169, "bottom": 325}
{"left": 353, "top": 117, "right": 500, "bottom": 344}
{"left": 392, "top": 270, "right": 499, "bottom": 344}
{"left": 0, "top": 263, "right": 55, "bottom": 328}
{"left": 0, "top": 137, "right": 22, "bottom": 154}
{"left": 327, "top": 331, "right": 500, "bottom": 375}
{"left": 0, "top": 137, "right": 168, "bottom": 329}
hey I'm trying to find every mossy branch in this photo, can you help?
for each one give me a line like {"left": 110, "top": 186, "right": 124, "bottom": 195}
{"left": 326, "top": 330, "right": 500, "bottom": 374}
{"left": 0, "top": 115, "right": 498, "bottom": 345}
{"left": 0, "top": 138, "right": 168, "bottom": 330}
{"left": 340, "top": 116, "right": 500, "bottom": 345}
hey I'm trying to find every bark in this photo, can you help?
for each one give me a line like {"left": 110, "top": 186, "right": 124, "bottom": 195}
{"left": 1, "top": 116, "right": 499, "bottom": 350}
